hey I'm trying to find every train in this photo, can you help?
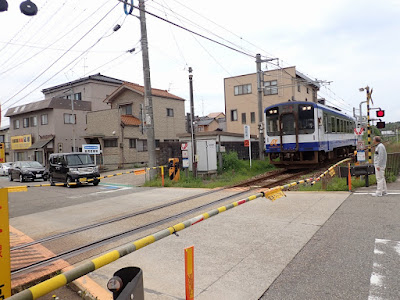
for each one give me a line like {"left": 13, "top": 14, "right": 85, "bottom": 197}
{"left": 264, "top": 100, "right": 357, "bottom": 168}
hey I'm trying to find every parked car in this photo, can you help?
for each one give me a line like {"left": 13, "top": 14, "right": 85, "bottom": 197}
{"left": 8, "top": 161, "right": 48, "bottom": 182}
{"left": 0, "top": 162, "right": 13, "bottom": 176}
{"left": 48, "top": 153, "right": 100, "bottom": 187}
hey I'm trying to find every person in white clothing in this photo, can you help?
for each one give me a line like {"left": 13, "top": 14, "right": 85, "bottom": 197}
{"left": 372, "top": 136, "right": 387, "bottom": 197}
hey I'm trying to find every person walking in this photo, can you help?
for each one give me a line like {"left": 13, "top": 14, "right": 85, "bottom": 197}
{"left": 372, "top": 136, "right": 387, "bottom": 197}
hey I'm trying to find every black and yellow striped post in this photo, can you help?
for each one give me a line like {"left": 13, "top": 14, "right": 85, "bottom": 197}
{"left": 365, "top": 86, "right": 373, "bottom": 164}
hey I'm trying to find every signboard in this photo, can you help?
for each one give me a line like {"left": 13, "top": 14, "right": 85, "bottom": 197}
{"left": 357, "top": 150, "right": 366, "bottom": 162}
{"left": 182, "top": 150, "right": 189, "bottom": 158}
{"left": 354, "top": 127, "right": 364, "bottom": 135}
{"left": 0, "top": 143, "right": 4, "bottom": 163}
{"left": 82, "top": 144, "right": 101, "bottom": 154}
{"left": 182, "top": 158, "right": 189, "bottom": 168}
{"left": 181, "top": 143, "right": 188, "bottom": 151}
{"left": 11, "top": 134, "right": 32, "bottom": 150}
{"left": 244, "top": 125, "right": 250, "bottom": 140}
{"left": 244, "top": 140, "right": 250, "bottom": 147}
{"left": 357, "top": 141, "right": 365, "bottom": 151}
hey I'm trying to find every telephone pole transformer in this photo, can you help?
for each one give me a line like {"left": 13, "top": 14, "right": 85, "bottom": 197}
{"left": 139, "top": 0, "right": 156, "bottom": 178}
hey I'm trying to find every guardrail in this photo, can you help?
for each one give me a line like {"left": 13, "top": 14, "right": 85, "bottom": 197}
{"left": 6, "top": 158, "right": 351, "bottom": 300}
{"left": 385, "top": 152, "right": 400, "bottom": 179}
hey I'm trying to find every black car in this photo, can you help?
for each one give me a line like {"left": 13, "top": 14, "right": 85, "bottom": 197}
{"left": 49, "top": 153, "right": 100, "bottom": 187}
{"left": 9, "top": 161, "right": 48, "bottom": 182}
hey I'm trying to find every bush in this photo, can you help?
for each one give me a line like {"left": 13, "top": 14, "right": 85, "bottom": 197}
{"left": 222, "top": 151, "right": 242, "bottom": 171}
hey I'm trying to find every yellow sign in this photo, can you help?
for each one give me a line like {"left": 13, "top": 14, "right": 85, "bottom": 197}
{"left": 265, "top": 188, "right": 285, "bottom": 201}
{"left": 0, "top": 143, "right": 4, "bottom": 163}
{"left": 0, "top": 189, "right": 11, "bottom": 298}
{"left": 11, "top": 134, "right": 32, "bottom": 150}
{"left": 329, "top": 168, "right": 336, "bottom": 177}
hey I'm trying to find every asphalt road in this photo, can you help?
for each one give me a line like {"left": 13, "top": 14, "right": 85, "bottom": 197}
{"left": 260, "top": 189, "right": 400, "bottom": 300}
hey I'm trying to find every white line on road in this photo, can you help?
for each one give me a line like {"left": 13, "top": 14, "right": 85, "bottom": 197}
{"left": 353, "top": 192, "right": 400, "bottom": 195}
{"left": 368, "top": 239, "right": 400, "bottom": 300}
{"left": 67, "top": 186, "right": 132, "bottom": 199}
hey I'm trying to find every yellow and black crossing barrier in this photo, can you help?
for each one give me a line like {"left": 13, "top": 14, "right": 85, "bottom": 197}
{"left": 6, "top": 158, "right": 352, "bottom": 299}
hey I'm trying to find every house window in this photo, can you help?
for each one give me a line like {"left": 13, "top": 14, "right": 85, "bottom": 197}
{"left": 234, "top": 84, "right": 252, "bottom": 95}
{"left": 137, "top": 139, "right": 147, "bottom": 152}
{"left": 0, "top": 135, "right": 4, "bottom": 143}
{"left": 41, "top": 114, "right": 48, "bottom": 125}
{"left": 307, "top": 87, "right": 310, "bottom": 94}
{"left": 241, "top": 113, "right": 246, "bottom": 124}
{"left": 120, "top": 104, "right": 132, "bottom": 115}
{"left": 264, "top": 80, "right": 278, "bottom": 95}
{"left": 155, "top": 139, "right": 160, "bottom": 148}
{"left": 30, "top": 116, "right": 37, "bottom": 127}
{"left": 230, "top": 109, "right": 238, "bottom": 121}
{"left": 297, "top": 85, "right": 301, "bottom": 92}
{"left": 14, "top": 119, "right": 20, "bottom": 129}
{"left": 74, "top": 93, "right": 82, "bottom": 100}
{"left": 251, "top": 112, "right": 256, "bottom": 123}
{"left": 23, "top": 118, "right": 29, "bottom": 128}
{"left": 166, "top": 108, "right": 174, "bottom": 117}
{"left": 64, "top": 113, "right": 76, "bottom": 124}
{"left": 104, "top": 139, "right": 118, "bottom": 147}
{"left": 129, "top": 139, "right": 136, "bottom": 148}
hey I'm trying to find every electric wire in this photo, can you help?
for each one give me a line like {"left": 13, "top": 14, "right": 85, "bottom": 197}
{"left": 2, "top": 2, "right": 120, "bottom": 109}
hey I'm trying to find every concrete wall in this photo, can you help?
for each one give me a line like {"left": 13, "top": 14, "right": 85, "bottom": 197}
{"left": 224, "top": 66, "right": 318, "bottom": 136}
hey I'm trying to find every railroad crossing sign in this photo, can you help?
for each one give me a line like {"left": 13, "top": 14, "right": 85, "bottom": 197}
{"left": 181, "top": 143, "right": 188, "bottom": 151}
{"left": 354, "top": 127, "right": 364, "bottom": 135}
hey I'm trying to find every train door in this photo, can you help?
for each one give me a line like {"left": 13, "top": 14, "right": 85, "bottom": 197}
{"left": 280, "top": 112, "right": 298, "bottom": 151}
{"left": 323, "top": 113, "right": 330, "bottom": 151}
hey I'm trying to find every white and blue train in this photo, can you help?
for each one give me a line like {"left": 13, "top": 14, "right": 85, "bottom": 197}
{"left": 264, "top": 101, "right": 357, "bottom": 168}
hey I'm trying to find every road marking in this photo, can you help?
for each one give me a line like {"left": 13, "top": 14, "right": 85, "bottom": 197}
{"left": 353, "top": 192, "right": 400, "bottom": 195}
{"left": 368, "top": 239, "right": 400, "bottom": 300}
{"left": 67, "top": 185, "right": 132, "bottom": 199}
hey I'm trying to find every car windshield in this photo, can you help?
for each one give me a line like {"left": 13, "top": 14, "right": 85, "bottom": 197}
{"left": 66, "top": 154, "right": 93, "bottom": 165}
{"left": 21, "top": 161, "right": 43, "bottom": 168}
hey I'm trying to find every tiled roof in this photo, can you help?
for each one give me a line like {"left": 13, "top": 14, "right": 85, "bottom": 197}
{"left": 208, "top": 112, "right": 224, "bottom": 119}
{"left": 121, "top": 115, "right": 141, "bottom": 126}
{"left": 123, "top": 82, "right": 185, "bottom": 101}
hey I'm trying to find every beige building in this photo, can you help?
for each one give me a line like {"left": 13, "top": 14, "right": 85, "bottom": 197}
{"left": 5, "top": 98, "right": 91, "bottom": 164}
{"left": 84, "top": 82, "right": 185, "bottom": 168}
{"left": 224, "top": 66, "right": 320, "bottom": 136}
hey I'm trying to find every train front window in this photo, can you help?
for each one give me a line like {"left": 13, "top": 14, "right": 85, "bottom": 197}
{"left": 281, "top": 114, "right": 295, "bottom": 135}
{"left": 298, "top": 105, "right": 315, "bottom": 133}
{"left": 266, "top": 107, "right": 279, "bottom": 135}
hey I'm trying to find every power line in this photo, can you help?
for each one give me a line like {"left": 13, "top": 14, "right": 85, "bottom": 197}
{"left": 117, "top": 0, "right": 254, "bottom": 58}
{"left": 2, "top": 2, "right": 120, "bottom": 109}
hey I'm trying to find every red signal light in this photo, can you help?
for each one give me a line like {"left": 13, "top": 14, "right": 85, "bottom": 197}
{"left": 376, "top": 110, "right": 385, "bottom": 118}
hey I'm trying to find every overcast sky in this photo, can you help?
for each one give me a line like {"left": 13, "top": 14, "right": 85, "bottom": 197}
{"left": 1, "top": 0, "right": 399, "bottom": 125}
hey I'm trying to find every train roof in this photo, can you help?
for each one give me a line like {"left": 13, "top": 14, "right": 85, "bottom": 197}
{"left": 264, "top": 101, "right": 355, "bottom": 120}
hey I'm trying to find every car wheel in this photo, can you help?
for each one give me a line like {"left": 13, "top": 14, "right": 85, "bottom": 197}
{"left": 93, "top": 179, "right": 100, "bottom": 186}
{"left": 19, "top": 174, "right": 24, "bottom": 182}
{"left": 66, "top": 176, "right": 74, "bottom": 188}
{"left": 8, "top": 173, "right": 13, "bottom": 181}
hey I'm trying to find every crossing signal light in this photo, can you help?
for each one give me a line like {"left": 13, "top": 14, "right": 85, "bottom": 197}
{"left": 376, "top": 110, "right": 385, "bottom": 118}
{"left": 377, "top": 121, "right": 385, "bottom": 129}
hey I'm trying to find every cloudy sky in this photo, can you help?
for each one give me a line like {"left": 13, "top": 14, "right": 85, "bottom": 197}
{"left": 1, "top": 0, "right": 399, "bottom": 125}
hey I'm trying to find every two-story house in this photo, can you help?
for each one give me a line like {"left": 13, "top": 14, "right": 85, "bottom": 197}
{"left": 224, "top": 66, "right": 320, "bottom": 136}
{"left": 5, "top": 98, "right": 91, "bottom": 164}
{"left": 84, "top": 82, "right": 185, "bottom": 168}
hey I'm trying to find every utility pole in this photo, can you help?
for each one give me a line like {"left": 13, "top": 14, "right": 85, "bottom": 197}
{"left": 71, "top": 98, "right": 76, "bottom": 152}
{"left": 360, "top": 86, "right": 373, "bottom": 164}
{"left": 139, "top": 0, "right": 156, "bottom": 178}
{"left": 189, "top": 67, "right": 197, "bottom": 178}
{"left": 256, "top": 54, "right": 278, "bottom": 160}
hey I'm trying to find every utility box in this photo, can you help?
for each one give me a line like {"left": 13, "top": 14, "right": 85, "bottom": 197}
{"left": 187, "top": 140, "right": 217, "bottom": 173}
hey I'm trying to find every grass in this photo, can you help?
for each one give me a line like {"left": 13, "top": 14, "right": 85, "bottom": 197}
{"left": 298, "top": 175, "right": 378, "bottom": 192}
{"left": 143, "top": 152, "right": 275, "bottom": 188}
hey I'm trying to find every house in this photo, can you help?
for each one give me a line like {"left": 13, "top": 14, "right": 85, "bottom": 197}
{"left": 224, "top": 66, "right": 320, "bottom": 136}
{"left": 83, "top": 82, "right": 185, "bottom": 168}
{"left": 5, "top": 98, "right": 91, "bottom": 164}
{"left": 42, "top": 73, "right": 123, "bottom": 111}
{"left": 186, "top": 112, "right": 227, "bottom": 133}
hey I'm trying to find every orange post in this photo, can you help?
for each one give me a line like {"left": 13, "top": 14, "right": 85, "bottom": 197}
{"left": 348, "top": 163, "right": 352, "bottom": 192}
{"left": 0, "top": 189, "right": 11, "bottom": 299}
{"left": 185, "top": 246, "right": 194, "bottom": 300}
{"left": 161, "top": 166, "right": 165, "bottom": 187}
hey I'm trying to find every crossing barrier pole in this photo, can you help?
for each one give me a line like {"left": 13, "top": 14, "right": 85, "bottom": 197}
{"left": 185, "top": 246, "right": 194, "bottom": 300}
{"left": 0, "top": 188, "right": 11, "bottom": 299}
{"left": 161, "top": 166, "right": 165, "bottom": 187}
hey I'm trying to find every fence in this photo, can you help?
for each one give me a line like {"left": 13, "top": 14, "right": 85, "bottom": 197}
{"left": 385, "top": 152, "right": 400, "bottom": 179}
